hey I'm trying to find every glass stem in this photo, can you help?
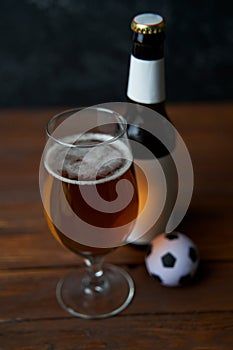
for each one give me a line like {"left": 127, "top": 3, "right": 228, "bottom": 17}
{"left": 83, "top": 255, "right": 107, "bottom": 295}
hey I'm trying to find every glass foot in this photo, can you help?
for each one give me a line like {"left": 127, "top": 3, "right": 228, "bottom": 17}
{"left": 56, "top": 264, "right": 134, "bottom": 319}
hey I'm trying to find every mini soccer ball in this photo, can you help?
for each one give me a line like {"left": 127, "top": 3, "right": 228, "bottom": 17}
{"left": 145, "top": 232, "right": 199, "bottom": 287}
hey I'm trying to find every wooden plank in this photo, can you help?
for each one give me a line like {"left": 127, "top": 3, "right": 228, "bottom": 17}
{"left": 1, "top": 312, "right": 232, "bottom": 350}
{"left": 1, "top": 193, "right": 232, "bottom": 270}
{"left": 0, "top": 262, "right": 232, "bottom": 322}
{"left": 167, "top": 103, "right": 233, "bottom": 196}
{"left": 1, "top": 104, "right": 232, "bottom": 201}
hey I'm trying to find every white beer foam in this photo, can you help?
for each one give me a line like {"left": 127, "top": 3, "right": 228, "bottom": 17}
{"left": 44, "top": 133, "right": 132, "bottom": 185}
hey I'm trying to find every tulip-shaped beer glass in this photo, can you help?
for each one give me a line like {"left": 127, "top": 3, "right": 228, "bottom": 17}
{"left": 39, "top": 107, "right": 138, "bottom": 319}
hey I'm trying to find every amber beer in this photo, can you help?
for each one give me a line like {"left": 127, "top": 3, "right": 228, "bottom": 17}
{"left": 43, "top": 133, "right": 138, "bottom": 257}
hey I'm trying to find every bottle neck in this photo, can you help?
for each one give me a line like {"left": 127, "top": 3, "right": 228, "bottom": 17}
{"left": 127, "top": 32, "right": 166, "bottom": 106}
{"left": 131, "top": 32, "right": 165, "bottom": 60}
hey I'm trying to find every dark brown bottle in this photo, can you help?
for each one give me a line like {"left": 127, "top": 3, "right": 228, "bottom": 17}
{"left": 126, "top": 13, "right": 178, "bottom": 245}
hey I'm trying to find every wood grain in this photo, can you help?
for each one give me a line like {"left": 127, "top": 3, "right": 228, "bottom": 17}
{"left": 0, "top": 104, "right": 233, "bottom": 349}
{"left": 1, "top": 313, "right": 233, "bottom": 350}
{"left": 0, "top": 262, "right": 232, "bottom": 321}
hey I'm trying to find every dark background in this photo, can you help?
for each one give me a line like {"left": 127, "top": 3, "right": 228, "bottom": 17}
{"left": 0, "top": 0, "right": 232, "bottom": 107}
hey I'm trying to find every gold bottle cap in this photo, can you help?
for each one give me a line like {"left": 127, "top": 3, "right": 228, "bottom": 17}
{"left": 131, "top": 13, "right": 165, "bottom": 34}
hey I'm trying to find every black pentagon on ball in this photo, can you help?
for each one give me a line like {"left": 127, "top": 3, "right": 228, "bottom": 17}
{"left": 161, "top": 252, "right": 176, "bottom": 267}
{"left": 165, "top": 233, "right": 179, "bottom": 240}
{"left": 179, "top": 273, "right": 192, "bottom": 285}
{"left": 189, "top": 247, "right": 198, "bottom": 263}
{"left": 151, "top": 274, "right": 163, "bottom": 283}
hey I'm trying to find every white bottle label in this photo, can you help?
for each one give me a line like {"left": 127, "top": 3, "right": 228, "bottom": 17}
{"left": 127, "top": 55, "right": 165, "bottom": 104}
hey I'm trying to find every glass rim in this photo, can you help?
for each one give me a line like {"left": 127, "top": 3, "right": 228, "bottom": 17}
{"left": 46, "top": 107, "right": 128, "bottom": 148}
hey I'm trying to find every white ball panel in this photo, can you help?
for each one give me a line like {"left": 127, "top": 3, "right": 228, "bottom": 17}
{"left": 145, "top": 232, "right": 199, "bottom": 287}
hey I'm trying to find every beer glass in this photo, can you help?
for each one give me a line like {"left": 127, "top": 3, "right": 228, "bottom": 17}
{"left": 39, "top": 107, "right": 138, "bottom": 319}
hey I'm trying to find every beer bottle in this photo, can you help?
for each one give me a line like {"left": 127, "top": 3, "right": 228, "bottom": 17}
{"left": 126, "top": 13, "right": 178, "bottom": 245}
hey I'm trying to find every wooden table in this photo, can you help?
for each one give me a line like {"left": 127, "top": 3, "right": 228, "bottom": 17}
{"left": 0, "top": 103, "right": 233, "bottom": 349}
